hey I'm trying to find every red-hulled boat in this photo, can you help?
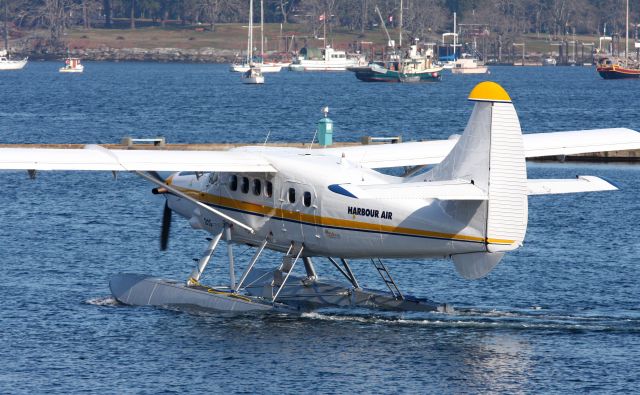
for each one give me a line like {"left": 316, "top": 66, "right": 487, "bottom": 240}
{"left": 596, "top": 58, "right": 640, "bottom": 79}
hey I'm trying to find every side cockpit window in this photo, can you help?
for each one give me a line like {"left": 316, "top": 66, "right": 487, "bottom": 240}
{"left": 229, "top": 175, "right": 238, "bottom": 191}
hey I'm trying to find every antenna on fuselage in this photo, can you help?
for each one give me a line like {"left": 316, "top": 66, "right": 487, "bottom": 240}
{"left": 262, "top": 130, "right": 271, "bottom": 147}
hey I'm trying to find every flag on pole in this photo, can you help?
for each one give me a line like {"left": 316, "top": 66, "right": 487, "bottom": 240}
{"left": 388, "top": 15, "right": 393, "bottom": 23}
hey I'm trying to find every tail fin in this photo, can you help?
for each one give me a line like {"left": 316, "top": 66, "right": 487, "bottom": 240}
{"left": 417, "top": 81, "right": 528, "bottom": 279}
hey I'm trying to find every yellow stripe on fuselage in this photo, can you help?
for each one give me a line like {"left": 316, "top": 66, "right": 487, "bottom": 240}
{"left": 172, "top": 186, "right": 515, "bottom": 245}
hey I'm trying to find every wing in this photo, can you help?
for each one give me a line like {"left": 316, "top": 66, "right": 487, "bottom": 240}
{"left": 323, "top": 128, "right": 640, "bottom": 169}
{"left": 0, "top": 145, "right": 276, "bottom": 173}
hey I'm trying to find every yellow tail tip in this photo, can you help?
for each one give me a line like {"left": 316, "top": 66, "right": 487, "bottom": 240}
{"left": 468, "top": 81, "right": 511, "bottom": 103}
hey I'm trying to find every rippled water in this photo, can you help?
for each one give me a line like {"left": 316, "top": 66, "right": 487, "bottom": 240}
{"left": 1, "top": 63, "right": 639, "bottom": 393}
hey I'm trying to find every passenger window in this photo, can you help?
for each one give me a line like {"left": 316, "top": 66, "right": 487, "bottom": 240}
{"left": 303, "top": 191, "right": 311, "bottom": 207}
{"left": 241, "top": 177, "right": 249, "bottom": 194}
{"left": 253, "top": 179, "right": 261, "bottom": 196}
{"left": 229, "top": 175, "right": 238, "bottom": 191}
{"left": 288, "top": 188, "right": 296, "bottom": 203}
{"left": 265, "top": 181, "right": 273, "bottom": 197}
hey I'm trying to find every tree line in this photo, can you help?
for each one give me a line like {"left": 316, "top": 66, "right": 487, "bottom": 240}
{"left": 5, "top": 0, "right": 638, "bottom": 45}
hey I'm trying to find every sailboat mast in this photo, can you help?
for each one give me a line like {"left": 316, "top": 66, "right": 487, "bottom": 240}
{"left": 4, "top": 0, "right": 8, "bottom": 51}
{"left": 454, "top": 12, "right": 457, "bottom": 59}
{"left": 260, "top": 0, "right": 264, "bottom": 62}
{"left": 249, "top": 0, "right": 254, "bottom": 64}
{"left": 625, "top": 0, "right": 629, "bottom": 66}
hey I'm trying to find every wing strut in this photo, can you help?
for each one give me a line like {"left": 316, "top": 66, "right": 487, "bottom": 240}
{"left": 135, "top": 171, "right": 255, "bottom": 234}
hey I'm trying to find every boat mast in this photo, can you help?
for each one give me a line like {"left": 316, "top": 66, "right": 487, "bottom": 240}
{"left": 625, "top": 0, "right": 629, "bottom": 66}
{"left": 323, "top": 8, "right": 326, "bottom": 46}
{"left": 260, "top": 0, "right": 264, "bottom": 63}
{"left": 399, "top": 0, "right": 403, "bottom": 47}
{"left": 454, "top": 12, "right": 457, "bottom": 60}
{"left": 3, "top": 0, "right": 8, "bottom": 51}
{"left": 248, "top": 0, "right": 253, "bottom": 64}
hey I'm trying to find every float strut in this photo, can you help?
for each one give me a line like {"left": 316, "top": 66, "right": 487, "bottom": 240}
{"left": 187, "top": 230, "right": 223, "bottom": 285}
{"left": 225, "top": 224, "right": 236, "bottom": 289}
{"left": 235, "top": 239, "right": 268, "bottom": 292}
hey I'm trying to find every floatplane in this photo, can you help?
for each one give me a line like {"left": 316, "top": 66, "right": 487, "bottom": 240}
{"left": 2, "top": 81, "right": 640, "bottom": 314}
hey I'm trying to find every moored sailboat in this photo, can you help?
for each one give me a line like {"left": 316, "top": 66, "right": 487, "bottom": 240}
{"left": 0, "top": 2, "right": 26, "bottom": 70}
{"left": 240, "top": 0, "right": 264, "bottom": 84}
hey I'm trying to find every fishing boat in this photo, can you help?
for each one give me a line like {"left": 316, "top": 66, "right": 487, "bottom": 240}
{"left": 289, "top": 46, "right": 365, "bottom": 72}
{"left": 597, "top": 0, "right": 640, "bottom": 79}
{"left": 230, "top": 0, "right": 281, "bottom": 73}
{"left": 451, "top": 55, "right": 488, "bottom": 74}
{"left": 348, "top": 44, "right": 442, "bottom": 82}
{"left": 59, "top": 57, "right": 84, "bottom": 73}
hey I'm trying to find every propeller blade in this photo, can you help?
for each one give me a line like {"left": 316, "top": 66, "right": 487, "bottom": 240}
{"left": 160, "top": 200, "right": 172, "bottom": 251}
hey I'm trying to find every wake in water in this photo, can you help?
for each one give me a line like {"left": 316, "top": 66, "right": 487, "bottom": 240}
{"left": 85, "top": 295, "right": 121, "bottom": 307}
{"left": 300, "top": 306, "right": 640, "bottom": 333}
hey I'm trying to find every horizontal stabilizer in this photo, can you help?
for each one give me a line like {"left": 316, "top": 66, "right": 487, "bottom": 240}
{"left": 333, "top": 179, "right": 488, "bottom": 200}
{"left": 527, "top": 176, "right": 618, "bottom": 195}
{"left": 524, "top": 128, "right": 640, "bottom": 158}
{"left": 0, "top": 146, "right": 277, "bottom": 173}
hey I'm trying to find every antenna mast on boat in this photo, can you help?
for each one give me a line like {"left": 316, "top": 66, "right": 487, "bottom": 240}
{"left": 260, "top": 0, "right": 264, "bottom": 62}
{"left": 399, "top": 0, "right": 403, "bottom": 47}
{"left": 323, "top": 8, "right": 326, "bottom": 46}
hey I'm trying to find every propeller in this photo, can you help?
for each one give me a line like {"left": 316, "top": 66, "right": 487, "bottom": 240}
{"left": 160, "top": 200, "right": 172, "bottom": 251}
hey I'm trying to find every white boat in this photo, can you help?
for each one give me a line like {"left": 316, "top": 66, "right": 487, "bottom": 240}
{"left": 542, "top": 57, "right": 557, "bottom": 66}
{"left": 230, "top": 0, "right": 282, "bottom": 74}
{"left": 230, "top": 61, "right": 282, "bottom": 73}
{"left": 438, "top": 13, "right": 461, "bottom": 71}
{"left": 242, "top": 66, "right": 264, "bottom": 84}
{"left": 59, "top": 57, "right": 84, "bottom": 73}
{"left": 0, "top": 50, "right": 27, "bottom": 70}
{"left": 289, "top": 46, "right": 365, "bottom": 72}
{"left": 451, "top": 56, "right": 488, "bottom": 74}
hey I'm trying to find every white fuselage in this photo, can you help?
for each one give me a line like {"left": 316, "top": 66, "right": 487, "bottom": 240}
{"left": 166, "top": 150, "right": 488, "bottom": 259}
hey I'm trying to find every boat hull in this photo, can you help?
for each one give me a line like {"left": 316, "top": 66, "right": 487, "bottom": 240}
{"left": 451, "top": 66, "right": 488, "bottom": 74}
{"left": 597, "top": 65, "right": 640, "bottom": 79}
{"left": 230, "top": 63, "right": 283, "bottom": 73}
{"left": 59, "top": 66, "right": 84, "bottom": 73}
{"left": 0, "top": 58, "right": 27, "bottom": 70}
{"left": 351, "top": 66, "right": 442, "bottom": 82}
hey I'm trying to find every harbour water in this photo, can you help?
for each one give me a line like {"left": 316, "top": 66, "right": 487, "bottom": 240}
{"left": 0, "top": 63, "right": 639, "bottom": 393}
